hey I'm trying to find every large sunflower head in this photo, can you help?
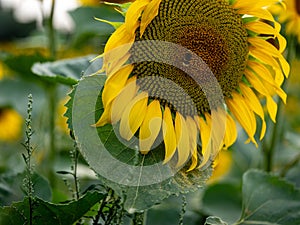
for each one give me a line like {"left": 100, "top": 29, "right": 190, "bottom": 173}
{"left": 271, "top": 0, "right": 300, "bottom": 43}
{"left": 95, "top": 0, "right": 289, "bottom": 171}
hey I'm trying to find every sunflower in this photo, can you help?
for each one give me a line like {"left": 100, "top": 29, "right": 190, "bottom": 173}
{"left": 95, "top": 0, "right": 289, "bottom": 171}
{"left": 271, "top": 0, "right": 300, "bottom": 43}
{"left": 0, "top": 107, "right": 23, "bottom": 142}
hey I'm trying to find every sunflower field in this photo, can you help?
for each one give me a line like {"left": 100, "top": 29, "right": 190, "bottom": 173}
{"left": 0, "top": 0, "right": 300, "bottom": 225}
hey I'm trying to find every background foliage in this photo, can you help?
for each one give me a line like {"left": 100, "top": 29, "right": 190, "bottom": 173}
{"left": 0, "top": 1, "right": 300, "bottom": 224}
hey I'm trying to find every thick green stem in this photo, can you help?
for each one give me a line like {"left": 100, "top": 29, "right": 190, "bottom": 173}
{"left": 49, "top": 0, "right": 56, "bottom": 59}
{"left": 46, "top": 0, "right": 57, "bottom": 187}
{"left": 264, "top": 36, "right": 296, "bottom": 172}
{"left": 48, "top": 84, "right": 57, "bottom": 187}
{"left": 131, "top": 211, "right": 147, "bottom": 225}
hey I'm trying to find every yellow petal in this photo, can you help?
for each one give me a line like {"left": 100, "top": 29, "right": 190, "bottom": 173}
{"left": 139, "top": 100, "right": 162, "bottom": 154}
{"left": 233, "top": 0, "right": 279, "bottom": 10}
{"left": 224, "top": 114, "right": 237, "bottom": 148}
{"left": 103, "top": 24, "right": 136, "bottom": 72}
{"left": 266, "top": 96, "right": 278, "bottom": 122}
{"left": 208, "top": 110, "right": 226, "bottom": 156}
{"left": 162, "top": 106, "right": 177, "bottom": 164}
{"left": 106, "top": 53, "right": 131, "bottom": 76}
{"left": 245, "top": 69, "right": 270, "bottom": 97}
{"left": 275, "top": 24, "right": 287, "bottom": 53}
{"left": 248, "top": 37, "right": 279, "bottom": 57}
{"left": 186, "top": 116, "right": 198, "bottom": 171}
{"left": 119, "top": 91, "right": 148, "bottom": 140}
{"left": 249, "top": 46, "right": 280, "bottom": 70}
{"left": 198, "top": 116, "right": 212, "bottom": 168}
{"left": 111, "top": 77, "right": 138, "bottom": 124}
{"left": 102, "top": 65, "right": 134, "bottom": 107}
{"left": 226, "top": 93, "right": 258, "bottom": 147}
{"left": 94, "top": 103, "right": 112, "bottom": 127}
{"left": 245, "top": 21, "right": 277, "bottom": 36}
{"left": 247, "top": 61, "right": 287, "bottom": 102}
{"left": 175, "top": 112, "right": 190, "bottom": 168}
{"left": 248, "top": 38, "right": 290, "bottom": 77}
{"left": 140, "top": 0, "right": 162, "bottom": 36}
{"left": 237, "top": 8, "right": 275, "bottom": 22}
{"left": 125, "top": 0, "right": 150, "bottom": 33}
{"left": 278, "top": 54, "right": 290, "bottom": 78}
{"left": 240, "top": 83, "right": 266, "bottom": 140}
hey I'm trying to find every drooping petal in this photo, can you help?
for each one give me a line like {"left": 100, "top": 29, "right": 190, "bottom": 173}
{"left": 247, "top": 61, "right": 286, "bottom": 102}
{"left": 185, "top": 116, "right": 198, "bottom": 171}
{"left": 245, "top": 69, "right": 270, "bottom": 97}
{"left": 119, "top": 91, "right": 148, "bottom": 140}
{"left": 248, "top": 37, "right": 290, "bottom": 77}
{"left": 197, "top": 115, "right": 212, "bottom": 168}
{"left": 233, "top": 0, "right": 280, "bottom": 10}
{"left": 266, "top": 96, "right": 278, "bottom": 122}
{"left": 249, "top": 46, "right": 281, "bottom": 70}
{"left": 240, "top": 83, "right": 266, "bottom": 140}
{"left": 102, "top": 24, "right": 137, "bottom": 73}
{"left": 140, "top": 0, "right": 162, "bottom": 36}
{"left": 226, "top": 93, "right": 258, "bottom": 147}
{"left": 111, "top": 76, "right": 138, "bottom": 124}
{"left": 224, "top": 114, "right": 237, "bottom": 148}
{"left": 102, "top": 65, "right": 134, "bottom": 107}
{"left": 245, "top": 21, "right": 277, "bottom": 36}
{"left": 237, "top": 8, "right": 275, "bottom": 22}
{"left": 125, "top": 0, "right": 150, "bottom": 33}
{"left": 139, "top": 100, "right": 162, "bottom": 154}
{"left": 207, "top": 109, "right": 227, "bottom": 156}
{"left": 174, "top": 112, "right": 190, "bottom": 168}
{"left": 94, "top": 103, "right": 112, "bottom": 127}
{"left": 162, "top": 106, "right": 177, "bottom": 164}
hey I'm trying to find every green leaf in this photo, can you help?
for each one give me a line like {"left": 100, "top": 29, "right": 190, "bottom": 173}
{"left": 69, "top": 6, "right": 124, "bottom": 49}
{"left": 32, "top": 55, "right": 96, "bottom": 85}
{"left": 236, "top": 169, "right": 300, "bottom": 225}
{"left": 205, "top": 216, "right": 228, "bottom": 225}
{"left": 202, "top": 183, "right": 242, "bottom": 224}
{"left": 0, "top": 52, "right": 49, "bottom": 82}
{"left": 0, "top": 191, "right": 104, "bottom": 225}
{"left": 0, "top": 172, "right": 52, "bottom": 206}
{"left": 65, "top": 74, "right": 212, "bottom": 212}
{"left": 0, "top": 78, "right": 45, "bottom": 116}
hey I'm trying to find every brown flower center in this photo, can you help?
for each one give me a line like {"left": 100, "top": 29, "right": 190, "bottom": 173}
{"left": 296, "top": 0, "right": 300, "bottom": 15}
{"left": 130, "top": 0, "right": 248, "bottom": 116}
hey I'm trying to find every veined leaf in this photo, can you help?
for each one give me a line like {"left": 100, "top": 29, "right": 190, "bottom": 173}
{"left": 65, "top": 74, "right": 212, "bottom": 212}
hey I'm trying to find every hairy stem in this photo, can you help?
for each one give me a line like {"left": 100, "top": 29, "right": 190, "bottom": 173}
{"left": 131, "top": 211, "right": 147, "bottom": 225}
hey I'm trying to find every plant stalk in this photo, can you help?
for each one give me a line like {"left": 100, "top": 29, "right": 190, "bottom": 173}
{"left": 46, "top": 0, "right": 57, "bottom": 188}
{"left": 131, "top": 211, "right": 147, "bottom": 225}
{"left": 49, "top": 0, "right": 56, "bottom": 59}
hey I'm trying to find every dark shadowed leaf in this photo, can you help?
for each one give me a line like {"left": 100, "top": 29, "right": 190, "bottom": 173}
{"left": 202, "top": 182, "right": 242, "bottom": 224}
{"left": 0, "top": 191, "right": 104, "bottom": 225}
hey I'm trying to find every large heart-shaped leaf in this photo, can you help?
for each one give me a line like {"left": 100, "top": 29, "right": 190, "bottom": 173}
{"left": 65, "top": 74, "right": 212, "bottom": 212}
{"left": 0, "top": 191, "right": 104, "bottom": 225}
{"left": 236, "top": 170, "right": 300, "bottom": 225}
